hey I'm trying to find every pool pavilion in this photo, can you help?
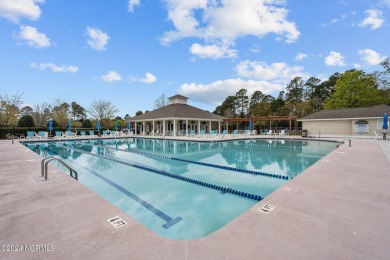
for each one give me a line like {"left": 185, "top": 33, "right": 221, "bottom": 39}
{"left": 129, "top": 94, "right": 224, "bottom": 136}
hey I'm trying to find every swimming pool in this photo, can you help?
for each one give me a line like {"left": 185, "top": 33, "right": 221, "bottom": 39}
{"left": 24, "top": 138, "right": 337, "bottom": 240}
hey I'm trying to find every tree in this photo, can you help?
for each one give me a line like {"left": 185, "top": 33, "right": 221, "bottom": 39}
{"left": 213, "top": 96, "right": 237, "bottom": 117}
{"left": 89, "top": 100, "right": 118, "bottom": 128}
{"left": 82, "top": 119, "right": 92, "bottom": 128}
{"left": 234, "top": 89, "right": 249, "bottom": 117}
{"left": 17, "top": 115, "right": 35, "bottom": 127}
{"left": 20, "top": 106, "right": 33, "bottom": 116}
{"left": 71, "top": 101, "right": 87, "bottom": 121}
{"left": 135, "top": 111, "right": 143, "bottom": 116}
{"left": 31, "top": 102, "right": 51, "bottom": 127}
{"left": 154, "top": 94, "right": 170, "bottom": 109}
{"left": 324, "top": 69, "right": 385, "bottom": 109}
{"left": 0, "top": 91, "right": 23, "bottom": 126}
{"left": 285, "top": 76, "right": 304, "bottom": 104}
{"left": 51, "top": 99, "right": 69, "bottom": 127}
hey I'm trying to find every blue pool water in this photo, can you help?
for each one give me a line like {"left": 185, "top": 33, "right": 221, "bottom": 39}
{"left": 24, "top": 138, "right": 337, "bottom": 240}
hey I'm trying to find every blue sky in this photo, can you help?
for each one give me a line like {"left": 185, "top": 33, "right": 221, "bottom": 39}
{"left": 1, "top": 0, "right": 389, "bottom": 117}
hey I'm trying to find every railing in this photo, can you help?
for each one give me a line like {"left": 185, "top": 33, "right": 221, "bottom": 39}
{"left": 337, "top": 139, "right": 351, "bottom": 148}
{"left": 41, "top": 156, "right": 78, "bottom": 180}
{"left": 11, "top": 136, "right": 20, "bottom": 144}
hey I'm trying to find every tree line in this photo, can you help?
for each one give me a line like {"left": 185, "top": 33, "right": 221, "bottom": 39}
{"left": 213, "top": 58, "right": 390, "bottom": 119}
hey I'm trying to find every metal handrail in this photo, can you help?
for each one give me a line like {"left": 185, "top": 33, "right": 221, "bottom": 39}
{"left": 11, "top": 136, "right": 20, "bottom": 144}
{"left": 41, "top": 156, "right": 78, "bottom": 180}
{"left": 337, "top": 139, "right": 351, "bottom": 148}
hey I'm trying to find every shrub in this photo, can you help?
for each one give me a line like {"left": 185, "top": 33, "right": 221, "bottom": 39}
{"left": 17, "top": 115, "right": 35, "bottom": 127}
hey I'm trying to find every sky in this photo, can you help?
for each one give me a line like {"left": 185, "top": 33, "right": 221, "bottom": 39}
{"left": 1, "top": 0, "right": 389, "bottom": 118}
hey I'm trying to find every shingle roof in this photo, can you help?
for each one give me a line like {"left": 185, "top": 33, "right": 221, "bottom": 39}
{"left": 131, "top": 103, "right": 224, "bottom": 121}
{"left": 168, "top": 94, "right": 188, "bottom": 100}
{"left": 299, "top": 105, "right": 390, "bottom": 120}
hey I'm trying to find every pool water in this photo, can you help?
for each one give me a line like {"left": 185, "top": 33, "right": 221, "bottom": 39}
{"left": 25, "top": 138, "right": 337, "bottom": 240}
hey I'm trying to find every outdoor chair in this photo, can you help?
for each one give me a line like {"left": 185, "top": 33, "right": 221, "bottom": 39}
{"left": 187, "top": 129, "right": 195, "bottom": 137}
{"left": 231, "top": 130, "right": 239, "bottom": 137}
{"left": 26, "top": 131, "right": 37, "bottom": 139}
{"left": 242, "top": 130, "right": 250, "bottom": 136}
{"left": 219, "top": 130, "right": 228, "bottom": 138}
{"left": 89, "top": 130, "right": 96, "bottom": 137}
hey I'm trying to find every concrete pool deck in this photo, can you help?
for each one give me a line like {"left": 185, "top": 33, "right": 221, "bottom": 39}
{"left": 0, "top": 137, "right": 389, "bottom": 259}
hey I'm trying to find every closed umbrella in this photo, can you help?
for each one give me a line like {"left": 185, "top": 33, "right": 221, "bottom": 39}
{"left": 248, "top": 120, "right": 253, "bottom": 131}
{"left": 115, "top": 120, "right": 118, "bottom": 131}
{"left": 49, "top": 118, "right": 53, "bottom": 136}
{"left": 127, "top": 121, "right": 131, "bottom": 130}
{"left": 67, "top": 119, "right": 72, "bottom": 131}
{"left": 383, "top": 113, "right": 388, "bottom": 130}
{"left": 96, "top": 119, "right": 101, "bottom": 134}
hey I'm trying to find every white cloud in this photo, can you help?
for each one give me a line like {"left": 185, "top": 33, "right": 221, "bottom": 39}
{"left": 128, "top": 0, "right": 140, "bottom": 13}
{"left": 190, "top": 43, "right": 237, "bottom": 59}
{"left": 86, "top": 27, "right": 109, "bottom": 51}
{"left": 235, "top": 60, "right": 308, "bottom": 83}
{"left": 359, "top": 9, "right": 383, "bottom": 30}
{"left": 0, "top": 0, "right": 44, "bottom": 23}
{"left": 179, "top": 78, "right": 283, "bottom": 106}
{"left": 30, "top": 63, "right": 78, "bottom": 73}
{"left": 379, "top": 0, "right": 390, "bottom": 8}
{"left": 358, "top": 49, "right": 386, "bottom": 65}
{"left": 17, "top": 25, "right": 50, "bottom": 48}
{"left": 160, "top": 0, "right": 299, "bottom": 58}
{"left": 295, "top": 52, "right": 308, "bottom": 62}
{"left": 139, "top": 72, "right": 157, "bottom": 84}
{"left": 129, "top": 72, "right": 157, "bottom": 84}
{"left": 325, "top": 51, "right": 346, "bottom": 66}
{"left": 100, "top": 71, "right": 122, "bottom": 82}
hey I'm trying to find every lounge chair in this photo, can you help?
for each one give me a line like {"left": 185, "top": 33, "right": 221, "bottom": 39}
{"left": 187, "top": 129, "right": 195, "bottom": 137}
{"left": 242, "top": 130, "right": 250, "bottom": 136}
{"left": 219, "top": 130, "right": 228, "bottom": 138}
{"left": 26, "top": 131, "right": 37, "bottom": 139}
{"left": 102, "top": 130, "right": 108, "bottom": 137}
{"left": 88, "top": 130, "right": 96, "bottom": 137}
{"left": 54, "top": 131, "right": 65, "bottom": 139}
{"left": 197, "top": 130, "right": 206, "bottom": 137}
{"left": 207, "top": 130, "right": 217, "bottom": 138}
{"left": 231, "top": 130, "right": 239, "bottom": 137}
{"left": 280, "top": 129, "right": 286, "bottom": 136}
{"left": 267, "top": 130, "right": 273, "bottom": 135}
{"left": 37, "top": 131, "right": 47, "bottom": 138}
{"left": 66, "top": 131, "right": 75, "bottom": 138}
{"left": 80, "top": 131, "right": 87, "bottom": 138}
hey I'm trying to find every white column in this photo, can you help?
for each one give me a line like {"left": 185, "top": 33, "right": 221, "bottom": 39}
{"left": 163, "top": 119, "right": 166, "bottom": 137}
{"left": 218, "top": 121, "right": 221, "bottom": 133}
{"left": 135, "top": 122, "right": 137, "bottom": 135}
{"left": 143, "top": 121, "right": 145, "bottom": 135}
{"left": 186, "top": 120, "right": 188, "bottom": 135}
{"left": 153, "top": 121, "right": 155, "bottom": 135}
{"left": 198, "top": 120, "right": 201, "bottom": 134}
{"left": 209, "top": 121, "right": 212, "bottom": 133}
{"left": 173, "top": 119, "right": 177, "bottom": 136}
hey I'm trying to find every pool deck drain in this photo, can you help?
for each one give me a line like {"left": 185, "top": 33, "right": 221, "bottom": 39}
{"left": 1, "top": 137, "right": 390, "bottom": 259}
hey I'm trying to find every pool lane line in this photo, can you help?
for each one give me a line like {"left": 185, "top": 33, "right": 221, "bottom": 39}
{"left": 67, "top": 144, "right": 264, "bottom": 202}
{"left": 77, "top": 141, "right": 289, "bottom": 181}
{"left": 42, "top": 146, "right": 183, "bottom": 229}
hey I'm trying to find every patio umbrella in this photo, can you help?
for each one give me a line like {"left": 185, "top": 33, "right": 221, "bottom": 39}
{"left": 383, "top": 113, "right": 388, "bottom": 130}
{"left": 48, "top": 118, "right": 53, "bottom": 135}
{"left": 115, "top": 120, "right": 118, "bottom": 131}
{"left": 67, "top": 119, "right": 72, "bottom": 131}
{"left": 127, "top": 121, "right": 131, "bottom": 130}
{"left": 248, "top": 120, "right": 253, "bottom": 130}
{"left": 96, "top": 119, "right": 101, "bottom": 133}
